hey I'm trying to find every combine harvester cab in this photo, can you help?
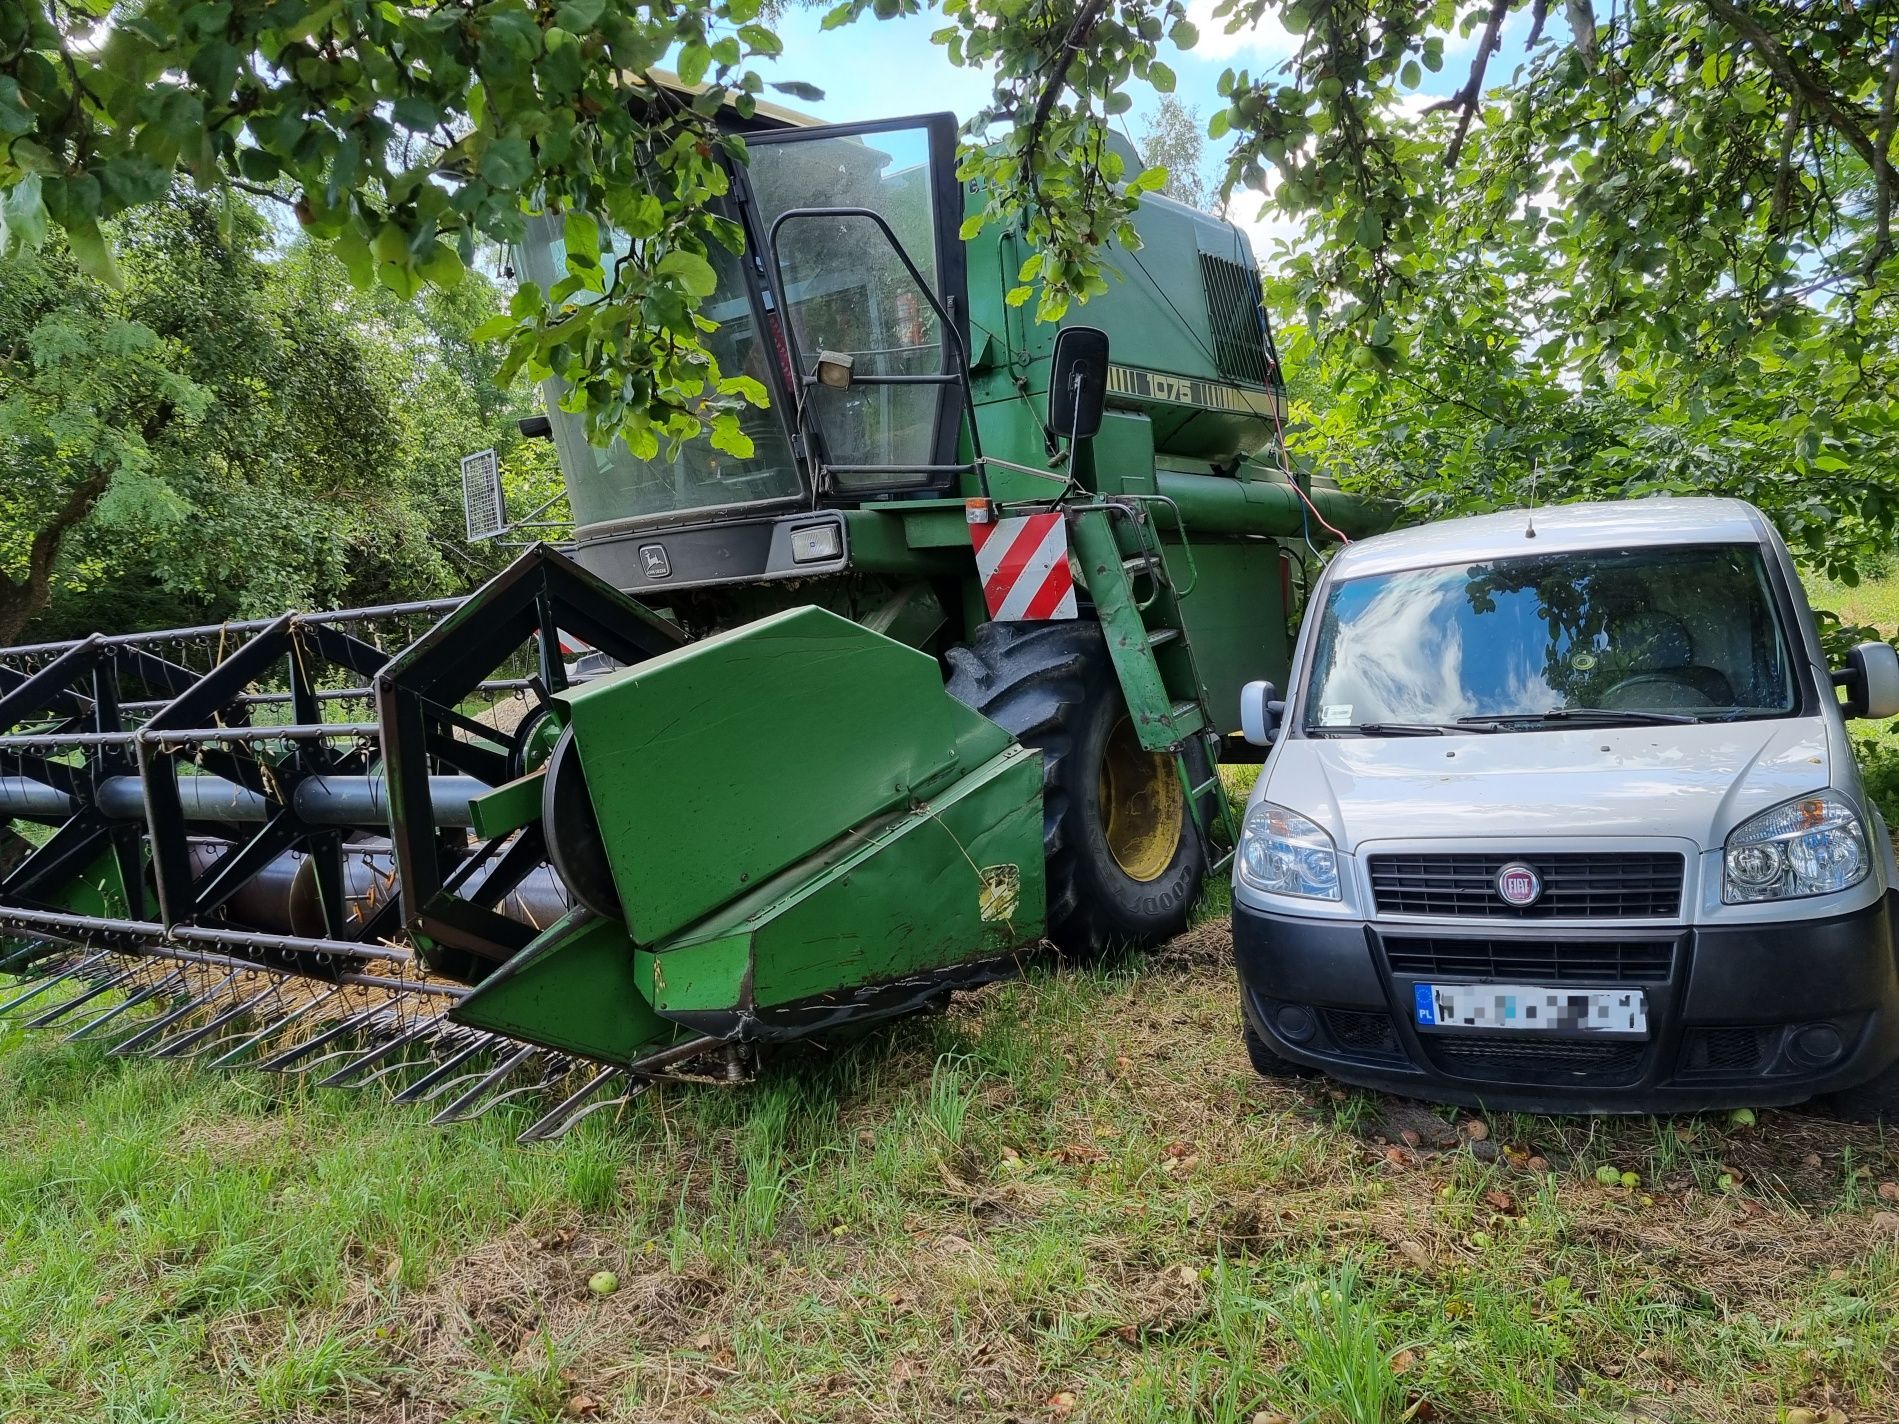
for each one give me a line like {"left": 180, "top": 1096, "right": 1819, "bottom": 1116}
{"left": 1, "top": 103, "right": 1381, "bottom": 1139}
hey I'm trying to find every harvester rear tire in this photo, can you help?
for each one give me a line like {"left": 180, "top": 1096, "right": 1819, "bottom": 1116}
{"left": 945, "top": 620, "right": 1211, "bottom": 957}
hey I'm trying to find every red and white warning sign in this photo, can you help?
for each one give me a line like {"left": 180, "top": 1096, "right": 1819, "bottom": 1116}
{"left": 970, "top": 512, "right": 1078, "bottom": 621}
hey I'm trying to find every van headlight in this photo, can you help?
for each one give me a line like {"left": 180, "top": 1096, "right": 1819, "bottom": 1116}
{"left": 1237, "top": 803, "right": 1341, "bottom": 901}
{"left": 1723, "top": 791, "right": 1869, "bottom": 903}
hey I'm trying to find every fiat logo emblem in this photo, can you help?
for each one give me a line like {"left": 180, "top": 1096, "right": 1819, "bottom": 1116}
{"left": 1496, "top": 861, "right": 1542, "bottom": 907}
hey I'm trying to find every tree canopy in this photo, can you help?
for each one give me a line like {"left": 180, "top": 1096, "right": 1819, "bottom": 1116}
{"left": 2, "top": 1, "right": 1897, "bottom": 582}
{"left": 0, "top": 194, "right": 546, "bottom": 643}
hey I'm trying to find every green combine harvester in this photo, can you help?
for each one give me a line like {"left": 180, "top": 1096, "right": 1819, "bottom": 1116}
{"left": 0, "top": 104, "right": 1381, "bottom": 1141}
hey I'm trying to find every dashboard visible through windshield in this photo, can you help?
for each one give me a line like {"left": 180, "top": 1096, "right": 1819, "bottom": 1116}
{"left": 1301, "top": 543, "right": 1800, "bottom": 733}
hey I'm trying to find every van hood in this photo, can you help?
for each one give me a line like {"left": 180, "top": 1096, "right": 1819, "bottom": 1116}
{"left": 1266, "top": 721, "right": 1835, "bottom": 852}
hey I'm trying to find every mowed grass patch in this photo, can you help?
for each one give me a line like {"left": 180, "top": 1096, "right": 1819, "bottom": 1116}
{"left": 0, "top": 933, "right": 1894, "bottom": 1424}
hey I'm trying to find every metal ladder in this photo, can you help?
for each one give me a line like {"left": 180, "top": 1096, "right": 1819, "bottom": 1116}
{"left": 1069, "top": 498, "right": 1240, "bottom": 873}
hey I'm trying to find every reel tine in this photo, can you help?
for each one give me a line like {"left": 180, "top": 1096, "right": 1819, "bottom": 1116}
{"left": 205, "top": 984, "right": 349, "bottom": 1069}
{"left": 390, "top": 1034, "right": 501, "bottom": 1105}
{"left": 150, "top": 982, "right": 284, "bottom": 1060}
{"left": 23, "top": 964, "right": 141, "bottom": 1029}
{"left": 253, "top": 1006, "right": 387, "bottom": 1074}
{"left": 315, "top": 1015, "right": 449, "bottom": 1089}
{"left": 516, "top": 1068, "right": 639, "bottom": 1145}
{"left": 106, "top": 972, "right": 240, "bottom": 1056}
{"left": 63, "top": 970, "right": 186, "bottom": 1041}
{"left": 427, "top": 1043, "right": 544, "bottom": 1125}
{"left": 0, "top": 951, "right": 107, "bottom": 1014}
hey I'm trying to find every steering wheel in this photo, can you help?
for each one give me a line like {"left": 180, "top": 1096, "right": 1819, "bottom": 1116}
{"left": 1599, "top": 672, "right": 1718, "bottom": 710}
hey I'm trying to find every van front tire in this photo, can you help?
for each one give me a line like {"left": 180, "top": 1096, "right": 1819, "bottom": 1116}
{"left": 1244, "top": 1019, "right": 1321, "bottom": 1080}
{"left": 1821, "top": 1057, "right": 1899, "bottom": 1124}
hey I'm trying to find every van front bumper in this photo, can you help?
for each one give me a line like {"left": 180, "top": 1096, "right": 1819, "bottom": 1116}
{"left": 1233, "top": 896, "right": 1899, "bottom": 1114}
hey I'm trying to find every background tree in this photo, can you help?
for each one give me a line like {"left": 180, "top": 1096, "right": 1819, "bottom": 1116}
{"left": 1139, "top": 93, "right": 1210, "bottom": 208}
{"left": 2, "top": 194, "right": 542, "bottom": 644}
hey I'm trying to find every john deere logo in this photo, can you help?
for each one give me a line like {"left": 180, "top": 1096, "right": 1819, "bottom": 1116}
{"left": 639, "top": 544, "right": 671, "bottom": 579}
{"left": 1496, "top": 862, "right": 1542, "bottom": 907}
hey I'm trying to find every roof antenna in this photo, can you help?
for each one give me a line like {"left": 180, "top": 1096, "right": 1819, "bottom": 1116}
{"left": 1525, "top": 460, "right": 1539, "bottom": 540}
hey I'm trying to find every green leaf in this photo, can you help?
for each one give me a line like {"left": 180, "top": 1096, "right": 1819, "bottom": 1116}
{"left": 709, "top": 411, "right": 755, "bottom": 457}
{"left": 469, "top": 312, "right": 518, "bottom": 342}
{"left": 554, "top": 0, "right": 606, "bottom": 30}
{"left": 417, "top": 240, "right": 466, "bottom": 290}
{"left": 1169, "top": 19, "right": 1198, "bottom": 48}
{"left": 676, "top": 41, "right": 711, "bottom": 86}
{"left": 0, "top": 77, "right": 31, "bottom": 138}
{"left": 738, "top": 23, "right": 782, "bottom": 56}
{"left": 480, "top": 136, "right": 534, "bottom": 190}
{"left": 564, "top": 208, "right": 601, "bottom": 266}
{"left": 656, "top": 247, "right": 718, "bottom": 297}
{"left": 67, "top": 221, "right": 122, "bottom": 287}
{"left": 1400, "top": 59, "right": 1421, "bottom": 88}
{"left": 959, "top": 214, "right": 986, "bottom": 240}
{"left": 1148, "top": 61, "right": 1175, "bottom": 92}
{"left": 0, "top": 173, "right": 46, "bottom": 251}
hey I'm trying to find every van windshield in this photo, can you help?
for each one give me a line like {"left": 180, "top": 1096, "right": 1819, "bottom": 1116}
{"left": 1302, "top": 543, "right": 1799, "bottom": 732}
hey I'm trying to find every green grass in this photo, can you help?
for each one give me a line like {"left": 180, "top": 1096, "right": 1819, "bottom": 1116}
{"left": 2, "top": 935, "right": 1895, "bottom": 1424}
{"left": 3, "top": 580, "right": 1895, "bottom": 1421}
{"left": 1802, "top": 566, "right": 1899, "bottom": 640}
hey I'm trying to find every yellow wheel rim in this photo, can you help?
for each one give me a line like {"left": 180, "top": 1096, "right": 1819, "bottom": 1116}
{"left": 1098, "top": 716, "right": 1184, "bottom": 883}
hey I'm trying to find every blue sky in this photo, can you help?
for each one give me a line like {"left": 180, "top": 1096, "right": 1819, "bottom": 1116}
{"left": 749, "top": 3, "right": 1563, "bottom": 253}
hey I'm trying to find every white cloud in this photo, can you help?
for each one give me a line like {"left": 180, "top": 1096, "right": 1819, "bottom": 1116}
{"left": 1183, "top": 0, "right": 1296, "bottom": 65}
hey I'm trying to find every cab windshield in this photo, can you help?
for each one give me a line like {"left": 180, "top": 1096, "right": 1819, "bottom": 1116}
{"left": 516, "top": 218, "right": 799, "bottom": 530}
{"left": 1302, "top": 543, "right": 1800, "bottom": 732}
{"left": 517, "top": 120, "right": 951, "bottom": 530}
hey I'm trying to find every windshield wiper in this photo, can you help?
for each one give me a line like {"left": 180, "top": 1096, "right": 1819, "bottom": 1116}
{"left": 1321, "top": 721, "right": 1500, "bottom": 737}
{"left": 1458, "top": 707, "right": 1702, "bottom": 729}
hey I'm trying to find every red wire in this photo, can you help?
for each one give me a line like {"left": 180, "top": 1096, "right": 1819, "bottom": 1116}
{"left": 1264, "top": 373, "right": 1350, "bottom": 545}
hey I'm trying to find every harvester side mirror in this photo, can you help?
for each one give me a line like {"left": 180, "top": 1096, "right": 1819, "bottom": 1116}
{"left": 1240, "top": 680, "right": 1285, "bottom": 745}
{"left": 518, "top": 414, "right": 553, "bottom": 440}
{"left": 1048, "top": 325, "right": 1109, "bottom": 444}
{"left": 1835, "top": 641, "right": 1899, "bottom": 720}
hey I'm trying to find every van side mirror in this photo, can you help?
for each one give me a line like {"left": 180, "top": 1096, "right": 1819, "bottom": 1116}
{"left": 1047, "top": 325, "right": 1109, "bottom": 443}
{"left": 1836, "top": 641, "right": 1899, "bottom": 720}
{"left": 1240, "top": 680, "right": 1286, "bottom": 746}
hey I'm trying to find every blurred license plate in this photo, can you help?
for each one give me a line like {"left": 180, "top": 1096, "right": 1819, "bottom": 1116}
{"left": 1414, "top": 983, "right": 1646, "bottom": 1035}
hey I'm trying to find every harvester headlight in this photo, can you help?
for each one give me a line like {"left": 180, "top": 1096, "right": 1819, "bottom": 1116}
{"left": 1237, "top": 802, "right": 1341, "bottom": 901}
{"left": 1722, "top": 791, "right": 1869, "bottom": 903}
{"left": 789, "top": 524, "right": 842, "bottom": 564}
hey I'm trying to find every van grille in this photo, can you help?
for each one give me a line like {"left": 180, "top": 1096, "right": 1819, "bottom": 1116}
{"left": 1382, "top": 935, "right": 1676, "bottom": 985}
{"left": 1368, "top": 852, "right": 1684, "bottom": 919}
{"left": 1425, "top": 1035, "right": 1647, "bottom": 1084}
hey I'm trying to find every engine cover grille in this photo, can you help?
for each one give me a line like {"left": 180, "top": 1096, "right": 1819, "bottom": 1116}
{"left": 1368, "top": 852, "right": 1685, "bottom": 919}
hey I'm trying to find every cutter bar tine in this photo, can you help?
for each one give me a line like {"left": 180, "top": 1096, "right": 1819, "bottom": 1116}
{"left": 151, "top": 983, "right": 283, "bottom": 1060}
{"left": 206, "top": 984, "right": 349, "bottom": 1069}
{"left": 23, "top": 965, "right": 141, "bottom": 1028}
{"left": 439, "top": 1071, "right": 566, "bottom": 1125}
{"left": 106, "top": 972, "right": 240, "bottom": 1056}
{"left": 253, "top": 1006, "right": 386, "bottom": 1073}
{"left": 516, "top": 1069, "right": 638, "bottom": 1145}
{"left": 64, "top": 970, "right": 186, "bottom": 1041}
{"left": 427, "top": 1043, "right": 543, "bottom": 1125}
{"left": 314, "top": 1015, "right": 451, "bottom": 1088}
{"left": 390, "top": 1036, "right": 503, "bottom": 1105}
{"left": 0, "top": 951, "right": 110, "bottom": 1015}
